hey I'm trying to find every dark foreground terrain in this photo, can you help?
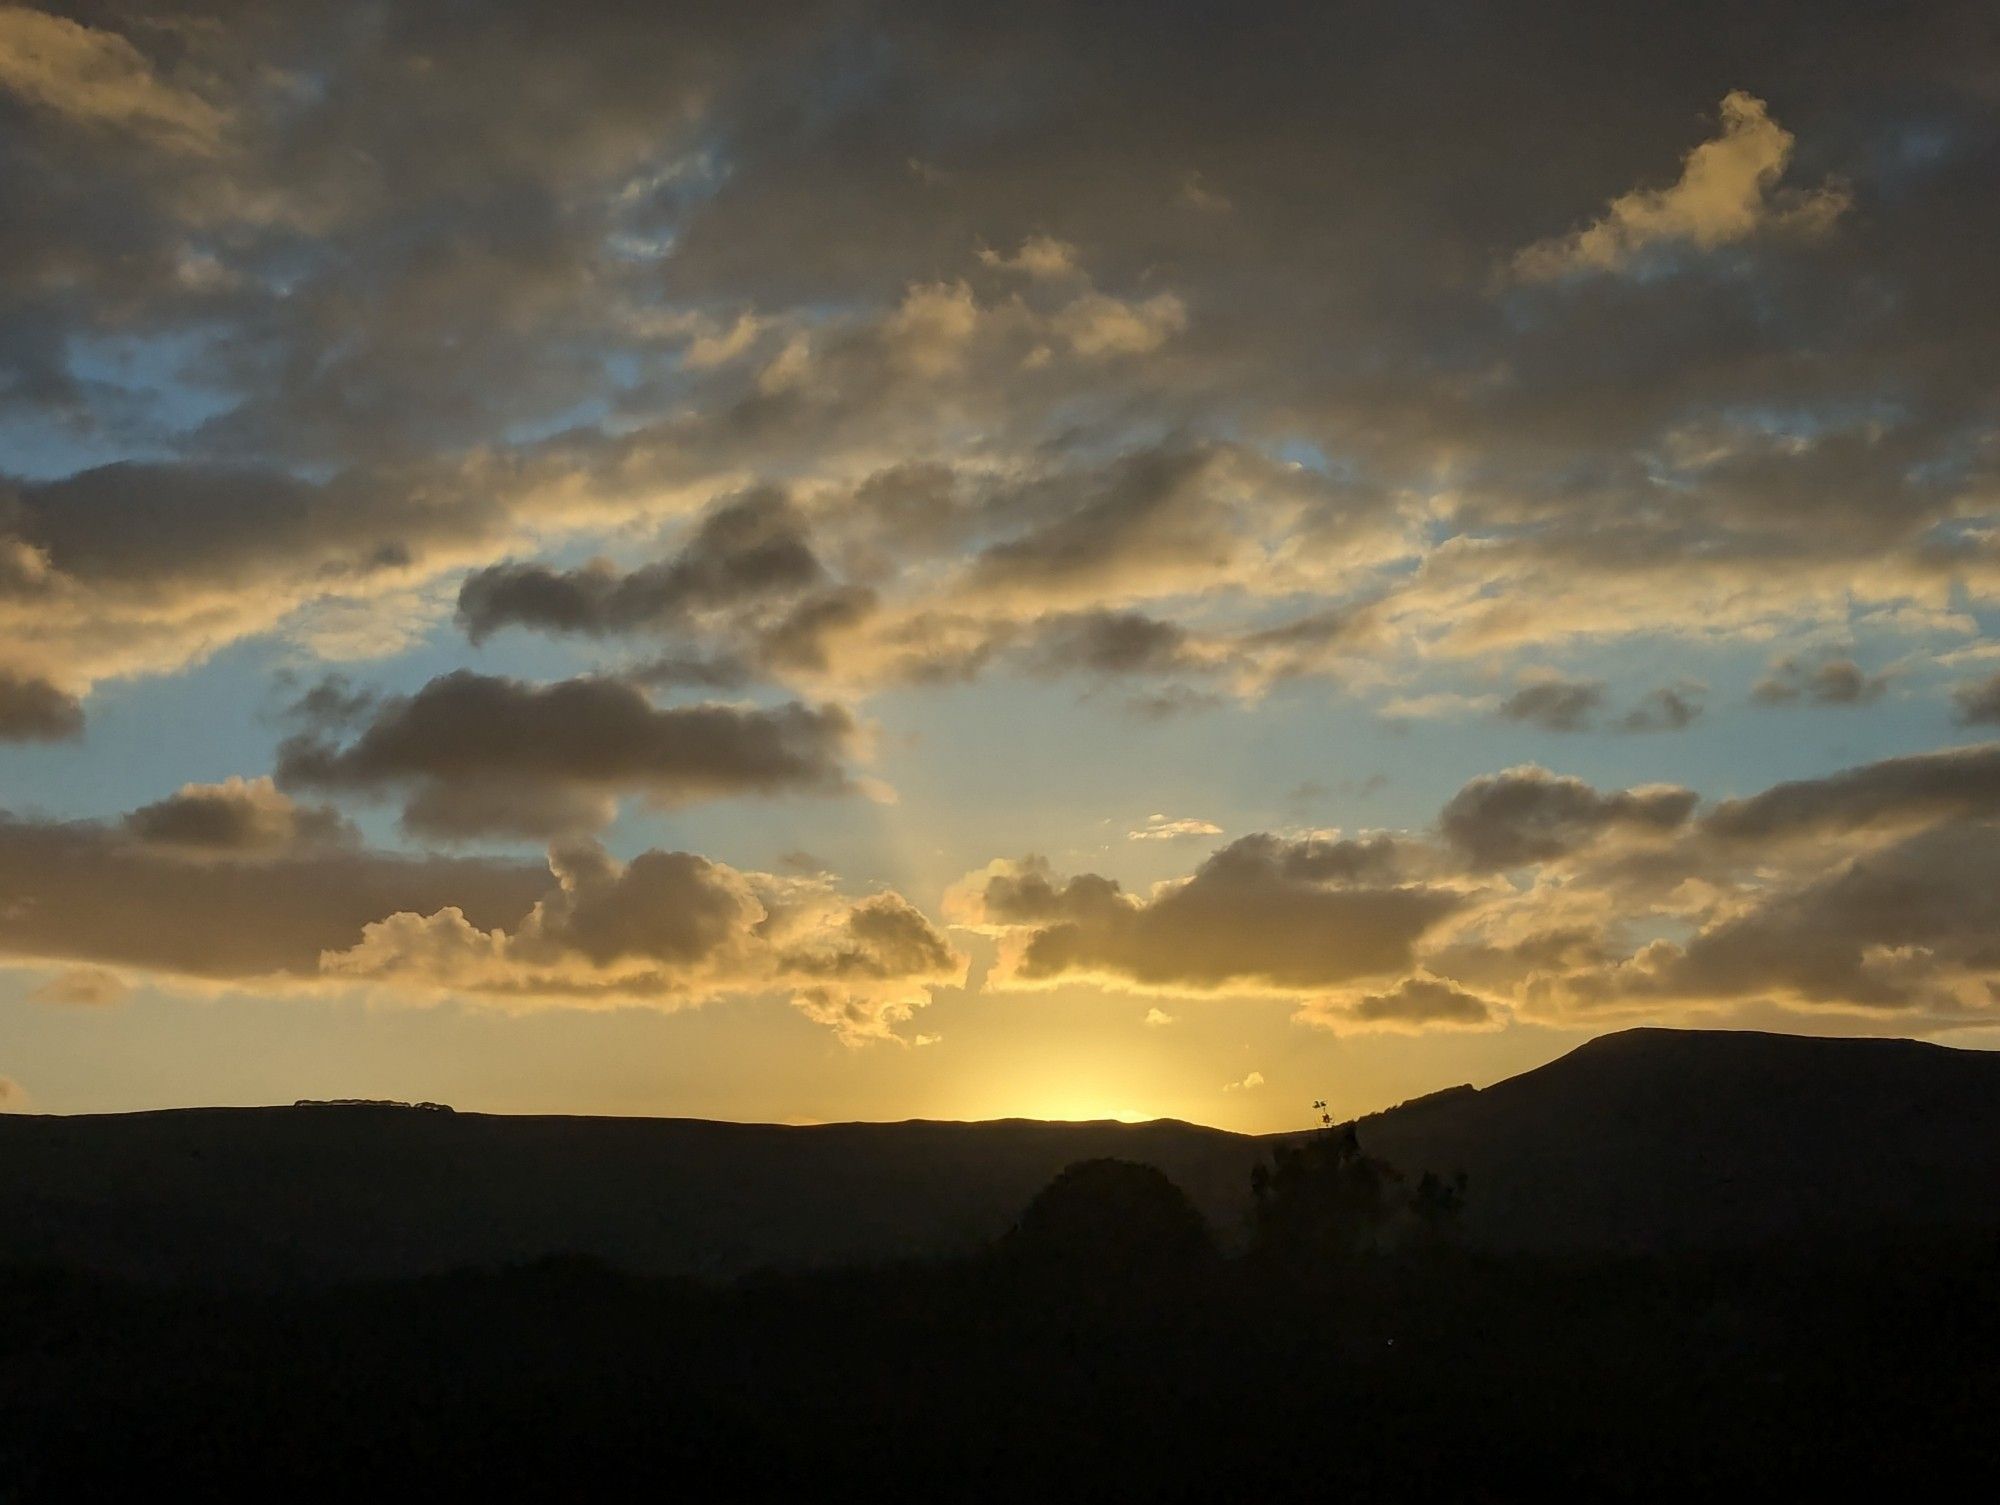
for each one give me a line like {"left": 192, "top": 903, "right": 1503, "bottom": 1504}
{"left": 3, "top": 1028, "right": 1998, "bottom": 1499}
{"left": 4, "top": 1215, "right": 1996, "bottom": 1498}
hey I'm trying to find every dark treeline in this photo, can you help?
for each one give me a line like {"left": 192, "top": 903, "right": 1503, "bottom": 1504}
{"left": 3, "top": 1124, "right": 1997, "bottom": 1500}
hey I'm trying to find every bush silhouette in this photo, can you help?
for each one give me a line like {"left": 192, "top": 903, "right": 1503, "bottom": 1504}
{"left": 1002, "top": 1157, "right": 1215, "bottom": 1280}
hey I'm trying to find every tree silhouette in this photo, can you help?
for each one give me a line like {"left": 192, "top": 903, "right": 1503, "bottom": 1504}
{"left": 1250, "top": 1109, "right": 1401, "bottom": 1265}
{"left": 1410, "top": 1169, "right": 1469, "bottom": 1246}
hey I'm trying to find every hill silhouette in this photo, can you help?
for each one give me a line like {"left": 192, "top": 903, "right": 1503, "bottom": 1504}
{"left": 1359, "top": 1027, "right": 2000, "bottom": 1251}
{"left": 3, "top": 1027, "right": 1997, "bottom": 1284}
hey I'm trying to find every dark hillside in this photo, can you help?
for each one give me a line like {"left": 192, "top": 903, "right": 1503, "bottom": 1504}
{"left": 4, "top": 1029, "right": 1997, "bottom": 1283}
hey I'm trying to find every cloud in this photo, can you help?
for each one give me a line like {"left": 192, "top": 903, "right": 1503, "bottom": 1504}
{"left": 1179, "top": 170, "right": 1231, "bottom": 213}
{"left": 955, "top": 742, "right": 2000, "bottom": 1033}
{"left": 435, "top": 444, "right": 1387, "bottom": 703}
{"left": 1143, "top": 1007, "right": 1174, "bottom": 1027}
{"left": 323, "top": 840, "right": 965, "bottom": 1044}
{"left": 1618, "top": 681, "right": 1706, "bottom": 733}
{"left": 1223, "top": 1071, "right": 1264, "bottom": 1092}
{"left": 457, "top": 488, "right": 824, "bottom": 643}
{"left": 1304, "top": 975, "right": 1501, "bottom": 1033}
{"left": 1499, "top": 674, "right": 1703, "bottom": 735}
{"left": 963, "top": 446, "right": 1261, "bottom": 612}
{"left": 26, "top": 965, "right": 127, "bottom": 1006}
{"left": 1498, "top": 676, "right": 1604, "bottom": 732}
{"left": 0, "top": 10, "right": 1989, "bottom": 717}
{"left": 1128, "top": 814, "right": 1223, "bottom": 843}
{"left": 1381, "top": 691, "right": 1502, "bottom": 722}
{"left": 1441, "top": 746, "right": 2000, "bottom": 1028}
{"left": 276, "top": 672, "right": 379, "bottom": 731}
{"left": 0, "top": 461, "right": 518, "bottom": 691}
{"left": 1050, "top": 290, "right": 1187, "bottom": 357}
{"left": 0, "top": 5, "right": 225, "bottom": 151}
{"left": 0, "top": 806, "right": 549, "bottom": 984}
{"left": 1513, "top": 91, "right": 1848, "bottom": 279}
{"left": 276, "top": 671, "right": 860, "bottom": 839}
{"left": 1527, "top": 822, "right": 2000, "bottom": 1021}
{"left": 123, "top": 776, "right": 356, "bottom": 858}
{"left": 1952, "top": 671, "right": 2000, "bottom": 726}
{"left": 1438, "top": 766, "right": 1696, "bottom": 870}
{"left": 949, "top": 838, "right": 1462, "bottom": 996}
{"left": 0, "top": 799, "right": 958, "bottom": 1041}
{"left": 1120, "top": 685, "right": 1226, "bottom": 721}
{"left": 978, "top": 235, "right": 1080, "bottom": 280}
{"left": 1753, "top": 656, "right": 1892, "bottom": 706}
{"left": 0, "top": 669, "right": 82, "bottom": 740}
{"left": 1701, "top": 742, "right": 2000, "bottom": 842}
{"left": 2, "top": 3, "right": 1998, "bottom": 1067}
{"left": 1025, "top": 611, "right": 1197, "bottom": 678}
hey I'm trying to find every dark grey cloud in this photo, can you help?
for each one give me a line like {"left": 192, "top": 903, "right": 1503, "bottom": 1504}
{"left": 531, "top": 842, "right": 762, "bottom": 970}
{"left": 123, "top": 776, "right": 357, "bottom": 858}
{"left": 1701, "top": 741, "right": 2000, "bottom": 841}
{"left": 1119, "top": 684, "right": 1226, "bottom": 720}
{"left": 963, "top": 738, "right": 2000, "bottom": 1029}
{"left": 960, "top": 840, "right": 1462, "bottom": 994}
{"left": 779, "top": 891, "right": 961, "bottom": 985}
{"left": 1752, "top": 656, "right": 1893, "bottom": 706}
{"left": 0, "top": 799, "right": 959, "bottom": 1038}
{"left": 457, "top": 488, "right": 823, "bottom": 643}
{"left": 1951, "top": 670, "right": 2000, "bottom": 725}
{"left": 0, "top": 1, "right": 1993, "bottom": 697}
{"left": 966, "top": 447, "right": 1239, "bottom": 602}
{"left": 276, "top": 670, "right": 858, "bottom": 839}
{"left": 4, "top": 462, "right": 469, "bottom": 595}
{"left": 3, "top": 0, "right": 1998, "bottom": 1058}
{"left": 1498, "top": 677, "right": 1604, "bottom": 732}
{"left": 0, "top": 458, "right": 518, "bottom": 690}
{"left": 325, "top": 837, "right": 965, "bottom": 1041}
{"left": 0, "top": 808, "right": 546, "bottom": 982}
{"left": 1547, "top": 821, "right": 2000, "bottom": 1018}
{"left": 275, "top": 672, "right": 379, "bottom": 731}
{"left": 1022, "top": 610, "right": 1194, "bottom": 677}
{"left": 0, "top": 670, "right": 82, "bottom": 740}
{"left": 1197, "top": 831, "right": 1419, "bottom": 887}
{"left": 1617, "top": 681, "right": 1705, "bottom": 733}
{"left": 1495, "top": 677, "right": 1705, "bottom": 734}
{"left": 1338, "top": 975, "right": 1499, "bottom": 1030}
{"left": 1439, "top": 766, "right": 1697, "bottom": 870}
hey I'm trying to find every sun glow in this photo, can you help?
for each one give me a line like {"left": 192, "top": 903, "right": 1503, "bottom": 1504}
{"left": 1024, "top": 1098, "right": 1151, "bottom": 1124}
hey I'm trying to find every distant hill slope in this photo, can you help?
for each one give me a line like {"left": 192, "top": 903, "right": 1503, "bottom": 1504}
{"left": 1359, "top": 1028, "right": 2000, "bottom": 1251}
{"left": 3, "top": 1028, "right": 1997, "bottom": 1283}
{"left": 0, "top": 1111, "right": 1262, "bottom": 1285}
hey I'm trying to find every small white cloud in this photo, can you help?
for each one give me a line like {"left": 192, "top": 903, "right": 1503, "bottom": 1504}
{"left": 1379, "top": 691, "right": 1500, "bottom": 720}
{"left": 27, "top": 966, "right": 128, "bottom": 1006}
{"left": 886, "top": 279, "right": 984, "bottom": 375}
{"left": 683, "top": 312, "right": 763, "bottom": 368}
{"left": 1052, "top": 290, "right": 1187, "bottom": 357}
{"left": 1179, "top": 170, "right": 1232, "bottom": 213}
{"left": 1514, "top": 91, "right": 1849, "bottom": 281}
{"left": 1128, "top": 814, "right": 1223, "bottom": 842}
{"left": 1223, "top": 1070, "right": 1265, "bottom": 1092}
{"left": 978, "top": 234, "right": 1080, "bottom": 279}
{"left": 1143, "top": 1007, "right": 1175, "bottom": 1027}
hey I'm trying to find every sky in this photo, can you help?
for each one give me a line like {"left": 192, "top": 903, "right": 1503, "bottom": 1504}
{"left": 3, "top": 1, "right": 2000, "bottom": 1131}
